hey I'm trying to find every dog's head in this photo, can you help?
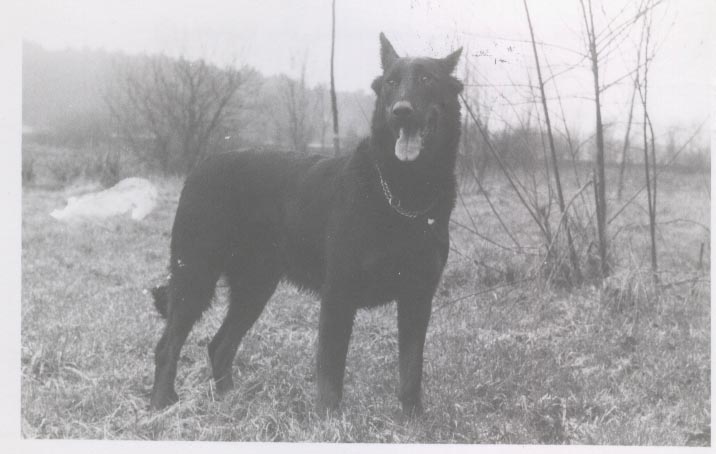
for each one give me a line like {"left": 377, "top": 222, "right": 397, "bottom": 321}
{"left": 371, "top": 33, "right": 463, "bottom": 163}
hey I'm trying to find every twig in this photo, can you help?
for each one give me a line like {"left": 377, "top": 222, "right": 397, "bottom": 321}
{"left": 463, "top": 157, "right": 522, "bottom": 250}
{"left": 542, "top": 180, "right": 594, "bottom": 266}
{"left": 450, "top": 218, "right": 516, "bottom": 252}
{"left": 433, "top": 276, "right": 537, "bottom": 314}
{"left": 610, "top": 217, "right": 710, "bottom": 242}
{"left": 660, "top": 276, "right": 709, "bottom": 290}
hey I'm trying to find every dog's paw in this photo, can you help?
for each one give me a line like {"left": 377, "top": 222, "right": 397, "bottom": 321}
{"left": 149, "top": 389, "right": 179, "bottom": 410}
{"left": 315, "top": 395, "right": 342, "bottom": 418}
{"left": 400, "top": 400, "right": 424, "bottom": 418}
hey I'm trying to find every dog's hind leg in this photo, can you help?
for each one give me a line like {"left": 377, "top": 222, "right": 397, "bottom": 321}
{"left": 208, "top": 253, "right": 280, "bottom": 395}
{"left": 150, "top": 264, "right": 220, "bottom": 410}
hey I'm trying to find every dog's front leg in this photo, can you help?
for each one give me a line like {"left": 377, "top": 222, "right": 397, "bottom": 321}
{"left": 316, "top": 295, "right": 356, "bottom": 414}
{"left": 397, "top": 294, "right": 432, "bottom": 415}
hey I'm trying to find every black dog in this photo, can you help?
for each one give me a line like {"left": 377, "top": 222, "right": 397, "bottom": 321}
{"left": 150, "top": 33, "right": 463, "bottom": 415}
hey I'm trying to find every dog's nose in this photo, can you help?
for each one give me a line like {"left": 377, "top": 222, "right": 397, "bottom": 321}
{"left": 392, "top": 101, "right": 414, "bottom": 118}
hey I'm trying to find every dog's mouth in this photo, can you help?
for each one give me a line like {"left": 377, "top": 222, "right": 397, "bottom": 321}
{"left": 393, "top": 107, "right": 439, "bottom": 162}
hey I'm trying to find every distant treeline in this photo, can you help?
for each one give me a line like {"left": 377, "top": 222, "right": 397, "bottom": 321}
{"left": 22, "top": 41, "right": 374, "bottom": 173}
{"left": 22, "top": 41, "right": 708, "bottom": 178}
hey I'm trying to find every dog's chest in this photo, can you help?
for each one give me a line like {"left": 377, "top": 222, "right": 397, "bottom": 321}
{"left": 354, "top": 221, "right": 447, "bottom": 304}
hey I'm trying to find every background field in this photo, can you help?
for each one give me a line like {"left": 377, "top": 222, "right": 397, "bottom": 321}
{"left": 21, "top": 156, "right": 710, "bottom": 444}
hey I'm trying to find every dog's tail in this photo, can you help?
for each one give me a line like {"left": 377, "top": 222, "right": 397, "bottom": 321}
{"left": 150, "top": 284, "right": 169, "bottom": 319}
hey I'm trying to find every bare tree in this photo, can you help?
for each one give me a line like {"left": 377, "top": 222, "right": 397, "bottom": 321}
{"left": 579, "top": 0, "right": 609, "bottom": 278}
{"left": 282, "top": 62, "right": 316, "bottom": 153}
{"left": 106, "top": 55, "right": 247, "bottom": 173}
{"left": 616, "top": 67, "right": 640, "bottom": 200}
{"left": 315, "top": 85, "right": 329, "bottom": 152}
{"left": 577, "top": 0, "right": 666, "bottom": 277}
{"left": 616, "top": 2, "right": 650, "bottom": 200}
{"left": 330, "top": 0, "right": 340, "bottom": 156}
{"left": 524, "top": 0, "right": 582, "bottom": 285}
{"left": 636, "top": 8, "right": 659, "bottom": 284}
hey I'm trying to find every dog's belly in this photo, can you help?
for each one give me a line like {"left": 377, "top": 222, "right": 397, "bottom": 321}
{"left": 279, "top": 230, "right": 447, "bottom": 308}
{"left": 283, "top": 242, "right": 325, "bottom": 293}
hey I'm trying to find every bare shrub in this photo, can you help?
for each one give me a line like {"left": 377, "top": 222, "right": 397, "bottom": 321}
{"left": 48, "top": 153, "right": 84, "bottom": 185}
{"left": 106, "top": 55, "right": 250, "bottom": 174}
{"left": 600, "top": 270, "right": 650, "bottom": 316}
{"left": 29, "top": 144, "right": 132, "bottom": 188}
{"left": 281, "top": 65, "right": 317, "bottom": 153}
{"left": 84, "top": 146, "right": 123, "bottom": 187}
{"left": 22, "top": 152, "right": 35, "bottom": 186}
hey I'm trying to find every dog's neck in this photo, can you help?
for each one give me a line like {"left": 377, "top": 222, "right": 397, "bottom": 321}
{"left": 367, "top": 121, "right": 458, "bottom": 215}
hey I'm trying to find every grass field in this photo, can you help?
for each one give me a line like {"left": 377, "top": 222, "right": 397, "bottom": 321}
{"left": 21, "top": 158, "right": 710, "bottom": 444}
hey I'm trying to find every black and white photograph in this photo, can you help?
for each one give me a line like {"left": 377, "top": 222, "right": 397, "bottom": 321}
{"left": 10, "top": 0, "right": 712, "bottom": 447}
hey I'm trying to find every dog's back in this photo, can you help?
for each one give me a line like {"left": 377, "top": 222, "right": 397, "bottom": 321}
{"left": 167, "top": 150, "right": 350, "bottom": 294}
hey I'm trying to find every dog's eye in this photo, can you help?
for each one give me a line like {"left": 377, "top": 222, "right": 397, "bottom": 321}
{"left": 420, "top": 75, "right": 432, "bottom": 84}
{"left": 386, "top": 78, "right": 398, "bottom": 86}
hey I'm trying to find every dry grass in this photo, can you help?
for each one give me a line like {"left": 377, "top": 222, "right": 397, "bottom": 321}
{"left": 21, "top": 163, "right": 709, "bottom": 444}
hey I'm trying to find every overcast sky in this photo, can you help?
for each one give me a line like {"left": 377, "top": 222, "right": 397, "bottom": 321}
{"left": 21, "top": 0, "right": 713, "bottom": 140}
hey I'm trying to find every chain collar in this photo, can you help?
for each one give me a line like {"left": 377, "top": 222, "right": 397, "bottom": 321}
{"left": 373, "top": 162, "right": 436, "bottom": 221}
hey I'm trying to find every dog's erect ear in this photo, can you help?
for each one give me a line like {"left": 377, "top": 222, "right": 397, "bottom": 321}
{"left": 441, "top": 47, "right": 463, "bottom": 74}
{"left": 379, "top": 32, "right": 399, "bottom": 70}
{"left": 449, "top": 78, "right": 464, "bottom": 94}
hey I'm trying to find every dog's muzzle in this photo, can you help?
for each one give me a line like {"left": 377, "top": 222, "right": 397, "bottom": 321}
{"left": 393, "top": 105, "right": 440, "bottom": 162}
